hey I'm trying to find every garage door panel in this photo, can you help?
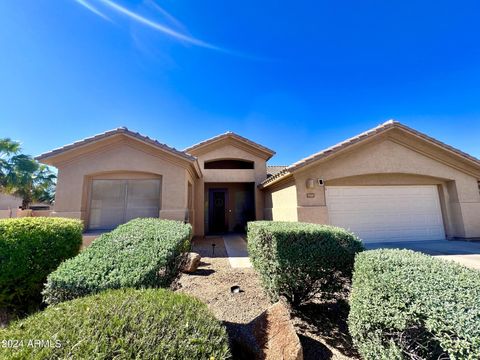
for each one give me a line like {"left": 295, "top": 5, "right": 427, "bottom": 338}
{"left": 125, "top": 179, "right": 161, "bottom": 221}
{"left": 125, "top": 207, "right": 159, "bottom": 222}
{"left": 89, "top": 179, "right": 161, "bottom": 230}
{"left": 90, "top": 208, "right": 126, "bottom": 230}
{"left": 325, "top": 185, "right": 445, "bottom": 243}
{"left": 126, "top": 180, "right": 161, "bottom": 208}
{"left": 89, "top": 180, "right": 126, "bottom": 230}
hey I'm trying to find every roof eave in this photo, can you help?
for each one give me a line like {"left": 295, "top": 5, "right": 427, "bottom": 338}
{"left": 285, "top": 120, "right": 480, "bottom": 174}
{"left": 35, "top": 128, "right": 196, "bottom": 166}
{"left": 393, "top": 122, "right": 480, "bottom": 170}
{"left": 185, "top": 132, "right": 275, "bottom": 160}
{"left": 259, "top": 170, "right": 293, "bottom": 189}
{"left": 192, "top": 159, "right": 203, "bottom": 178}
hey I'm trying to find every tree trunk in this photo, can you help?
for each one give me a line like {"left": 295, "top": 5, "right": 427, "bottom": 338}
{"left": 22, "top": 196, "right": 31, "bottom": 210}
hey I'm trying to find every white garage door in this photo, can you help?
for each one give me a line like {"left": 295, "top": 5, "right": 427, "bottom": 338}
{"left": 325, "top": 185, "right": 445, "bottom": 243}
{"left": 89, "top": 179, "right": 161, "bottom": 230}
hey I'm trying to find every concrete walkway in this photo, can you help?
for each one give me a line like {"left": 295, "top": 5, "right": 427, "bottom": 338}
{"left": 223, "top": 234, "right": 252, "bottom": 268}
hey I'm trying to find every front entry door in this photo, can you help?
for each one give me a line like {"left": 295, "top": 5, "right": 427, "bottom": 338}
{"left": 209, "top": 189, "right": 228, "bottom": 233}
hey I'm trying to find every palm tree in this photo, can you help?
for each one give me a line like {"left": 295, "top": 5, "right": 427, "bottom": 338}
{"left": 0, "top": 138, "right": 56, "bottom": 209}
{"left": 0, "top": 138, "right": 21, "bottom": 188}
{"left": 0, "top": 138, "right": 20, "bottom": 155}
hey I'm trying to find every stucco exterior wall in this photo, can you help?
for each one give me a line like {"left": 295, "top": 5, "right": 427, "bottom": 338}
{"left": 0, "top": 194, "right": 21, "bottom": 218}
{"left": 264, "top": 179, "right": 298, "bottom": 221}
{"left": 291, "top": 138, "right": 480, "bottom": 238}
{"left": 0, "top": 209, "right": 12, "bottom": 219}
{"left": 0, "top": 193, "right": 22, "bottom": 210}
{"left": 191, "top": 143, "right": 268, "bottom": 236}
{"left": 52, "top": 138, "right": 191, "bottom": 228}
{"left": 185, "top": 169, "right": 196, "bottom": 233}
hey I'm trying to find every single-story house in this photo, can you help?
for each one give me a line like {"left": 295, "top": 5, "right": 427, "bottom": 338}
{"left": 36, "top": 120, "right": 480, "bottom": 243}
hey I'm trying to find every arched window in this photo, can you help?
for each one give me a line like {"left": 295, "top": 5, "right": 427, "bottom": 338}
{"left": 204, "top": 159, "right": 254, "bottom": 169}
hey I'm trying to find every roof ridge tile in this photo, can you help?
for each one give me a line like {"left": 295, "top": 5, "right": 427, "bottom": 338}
{"left": 184, "top": 131, "right": 275, "bottom": 157}
{"left": 260, "top": 120, "right": 480, "bottom": 187}
{"left": 36, "top": 127, "right": 195, "bottom": 162}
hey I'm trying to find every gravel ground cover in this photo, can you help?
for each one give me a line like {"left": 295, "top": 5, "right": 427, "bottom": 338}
{"left": 175, "top": 237, "right": 270, "bottom": 324}
{"left": 174, "top": 236, "right": 358, "bottom": 360}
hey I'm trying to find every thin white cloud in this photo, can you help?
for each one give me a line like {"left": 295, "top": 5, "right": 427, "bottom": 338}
{"left": 74, "top": 0, "right": 112, "bottom": 22}
{"left": 97, "top": 0, "right": 222, "bottom": 51}
{"left": 145, "top": 0, "right": 187, "bottom": 33}
{"left": 72, "top": 0, "right": 270, "bottom": 60}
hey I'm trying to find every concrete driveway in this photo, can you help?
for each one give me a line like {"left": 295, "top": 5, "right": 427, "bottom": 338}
{"left": 365, "top": 239, "right": 480, "bottom": 270}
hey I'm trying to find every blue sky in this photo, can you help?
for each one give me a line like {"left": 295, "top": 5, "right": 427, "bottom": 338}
{"left": 0, "top": 0, "right": 479, "bottom": 165}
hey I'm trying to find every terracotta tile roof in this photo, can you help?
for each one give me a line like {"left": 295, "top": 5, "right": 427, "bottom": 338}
{"left": 267, "top": 165, "right": 288, "bottom": 177}
{"left": 286, "top": 120, "right": 398, "bottom": 171}
{"left": 261, "top": 120, "right": 480, "bottom": 187}
{"left": 394, "top": 121, "right": 480, "bottom": 165}
{"left": 185, "top": 131, "right": 275, "bottom": 158}
{"left": 36, "top": 127, "right": 196, "bottom": 162}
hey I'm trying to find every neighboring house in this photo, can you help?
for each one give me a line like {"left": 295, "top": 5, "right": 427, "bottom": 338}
{"left": 0, "top": 193, "right": 51, "bottom": 218}
{"left": 0, "top": 193, "right": 22, "bottom": 209}
{"left": 36, "top": 120, "right": 480, "bottom": 243}
{"left": 0, "top": 193, "right": 22, "bottom": 218}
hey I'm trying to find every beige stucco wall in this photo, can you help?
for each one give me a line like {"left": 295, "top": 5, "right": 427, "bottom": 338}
{"left": 0, "top": 209, "right": 12, "bottom": 219}
{"left": 0, "top": 193, "right": 22, "bottom": 210}
{"left": 185, "top": 169, "right": 196, "bottom": 233}
{"left": 0, "top": 194, "right": 21, "bottom": 218}
{"left": 264, "top": 179, "right": 298, "bottom": 221}
{"left": 190, "top": 143, "right": 268, "bottom": 236}
{"left": 0, "top": 194, "right": 50, "bottom": 218}
{"left": 31, "top": 210, "right": 53, "bottom": 217}
{"left": 287, "top": 137, "right": 480, "bottom": 238}
{"left": 52, "top": 137, "right": 193, "bottom": 229}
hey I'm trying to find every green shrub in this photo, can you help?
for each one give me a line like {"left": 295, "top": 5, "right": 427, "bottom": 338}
{"left": 43, "top": 218, "right": 191, "bottom": 305}
{"left": 0, "top": 288, "right": 231, "bottom": 359}
{"left": 348, "top": 249, "right": 480, "bottom": 360}
{"left": 247, "top": 221, "right": 364, "bottom": 305}
{"left": 0, "top": 217, "right": 82, "bottom": 312}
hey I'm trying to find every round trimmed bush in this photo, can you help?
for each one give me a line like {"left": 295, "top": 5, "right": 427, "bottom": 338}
{"left": 43, "top": 218, "right": 192, "bottom": 305}
{"left": 349, "top": 249, "right": 480, "bottom": 360}
{"left": 248, "top": 221, "right": 364, "bottom": 305}
{"left": 0, "top": 217, "right": 83, "bottom": 312}
{"left": 0, "top": 288, "right": 231, "bottom": 359}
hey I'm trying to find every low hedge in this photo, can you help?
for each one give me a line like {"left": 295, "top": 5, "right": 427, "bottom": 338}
{"left": 0, "top": 288, "right": 231, "bottom": 359}
{"left": 43, "top": 218, "right": 191, "bottom": 305}
{"left": 247, "top": 221, "right": 364, "bottom": 305}
{"left": 0, "top": 217, "right": 82, "bottom": 312}
{"left": 349, "top": 249, "right": 480, "bottom": 360}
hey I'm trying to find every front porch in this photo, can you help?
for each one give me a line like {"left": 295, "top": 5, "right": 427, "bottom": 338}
{"left": 204, "top": 182, "right": 255, "bottom": 235}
